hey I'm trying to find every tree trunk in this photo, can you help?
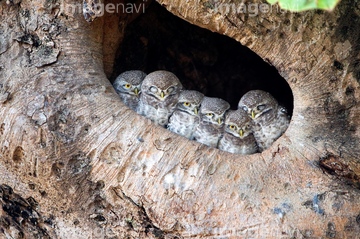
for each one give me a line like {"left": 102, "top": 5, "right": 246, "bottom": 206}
{"left": 1, "top": 0, "right": 360, "bottom": 238}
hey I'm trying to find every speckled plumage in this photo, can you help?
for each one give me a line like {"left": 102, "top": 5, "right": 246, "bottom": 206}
{"left": 167, "top": 90, "right": 204, "bottom": 139}
{"left": 113, "top": 70, "right": 147, "bottom": 111}
{"left": 193, "top": 97, "right": 230, "bottom": 148}
{"left": 137, "top": 70, "right": 183, "bottom": 127}
{"left": 238, "top": 90, "right": 290, "bottom": 152}
{"left": 218, "top": 110, "right": 258, "bottom": 154}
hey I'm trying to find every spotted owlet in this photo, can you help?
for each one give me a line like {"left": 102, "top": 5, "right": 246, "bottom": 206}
{"left": 113, "top": 70, "right": 147, "bottom": 111}
{"left": 167, "top": 90, "right": 204, "bottom": 139}
{"left": 218, "top": 110, "right": 258, "bottom": 155}
{"left": 137, "top": 70, "right": 183, "bottom": 127}
{"left": 238, "top": 90, "right": 290, "bottom": 152}
{"left": 193, "top": 97, "right": 230, "bottom": 148}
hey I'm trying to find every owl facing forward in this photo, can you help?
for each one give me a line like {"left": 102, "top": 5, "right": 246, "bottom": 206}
{"left": 218, "top": 110, "right": 258, "bottom": 155}
{"left": 113, "top": 70, "right": 147, "bottom": 111}
{"left": 193, "top": 97, "right": 230, "bottom": 148}
{"left": 238, "top": 90, "right": 290, "bottom": 152}
{"left": 167, "top": 90, "right": 204, "bottom": 139}
{"left": 137, "top": 70, "right": 183, "bottom": 127}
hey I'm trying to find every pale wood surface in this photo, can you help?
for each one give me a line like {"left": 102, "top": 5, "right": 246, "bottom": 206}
{"left": 0, "top": 0, "right": 359, "bottom": 238}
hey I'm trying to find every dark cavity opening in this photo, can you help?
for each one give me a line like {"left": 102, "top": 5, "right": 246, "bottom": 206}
{"left": 111, "top": 2, "right": 293, "bottom": 115}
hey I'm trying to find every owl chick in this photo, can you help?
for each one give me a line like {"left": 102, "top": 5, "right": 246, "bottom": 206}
{"left": 238, "top": 90, "right": 290, "bottom": 152}
{"left": 167, "top": 90, "right": 204, "bottom": 139}
{"left": 193, "top": 97, "right": 230, "bottom": 148}
{"left": 137, "top": 70, "right": 183, "bottom": 127}
{"left": 218, "top": 110, "right": 258, "bottom": 155}
{"left": 113, "top": 70, "right": 147, "bottom": 111}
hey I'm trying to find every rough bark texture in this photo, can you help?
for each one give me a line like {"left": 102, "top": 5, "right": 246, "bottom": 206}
{"left": 1, "top": 0, "right": 360, "bottom": 238}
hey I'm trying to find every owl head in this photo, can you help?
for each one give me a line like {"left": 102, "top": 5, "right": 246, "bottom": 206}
{"left": 224, "top": 110, "right": 254, "bottom": 138}
{"left": 200, "top": 97, "right": 230, "bottom": 125}
{"left": 238, "top": 90, "right": 278, "bottom": 121}
{"left": 113, "top": 70, "right": 147, "bottom": 96}
{"left": 176, "top": 90, "right": 204, "bottom": 116}
{"left": 141, "top": 70, "right": 183, "bottom": 102}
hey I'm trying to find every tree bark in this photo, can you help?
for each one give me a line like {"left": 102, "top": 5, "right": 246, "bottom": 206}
{"left": 1, "top": 0, "right": 360, "bottom": 238}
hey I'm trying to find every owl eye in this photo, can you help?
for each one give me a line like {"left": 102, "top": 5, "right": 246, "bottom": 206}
{"left": 206, "top": 113, "right": 213, "bottom": 117}
{"left": 229, "top": 125, "right": 236, "bottom": 130}
{"left": 183, "top": 102, "right": 191, "bottom": 107}
{"left": 242, "top": 106, "right": 248, "bottom": 112}
{"left": 123, "top": 83, "right": 131, "bottom": 89}
{"left": 280, "top": 107, "right": 288, "bottom": 114}
{"left": 245, "top": 124, "right": 251, "bottom": 129}
{"left": 257, "top": 104, "right": 266, "bottom": 111}
{"left": 149, "top": 86, "right": 158, "bottom": 93}
{"left": 167, "top": 86, "right": 175, "bottom": 94}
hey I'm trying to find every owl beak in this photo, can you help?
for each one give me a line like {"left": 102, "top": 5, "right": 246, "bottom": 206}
{"left": 251, "top": 110, "right": 256, "bottom": 119}
{"left": 194, "top": 107, "right": 198, "bottom": 115}
{"left": 239, "top": 129, "right": 244, "bottom": 137}
{"left": 134, "top": 87, "right": 139, "bottom": 96}
{"left": 217, "top": 118, "right": 222, "bottom": 125}
{"left": 160, "top": 91, "right": 165, "bottom": 99}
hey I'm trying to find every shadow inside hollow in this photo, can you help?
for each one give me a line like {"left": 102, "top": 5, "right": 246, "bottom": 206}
{"left": 112, "top": 2, "right": 293, "bottom": 115}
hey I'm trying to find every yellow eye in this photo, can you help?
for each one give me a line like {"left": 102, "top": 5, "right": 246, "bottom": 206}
{"left": 229, "top": 125, "right": 236, "bottom": 130}
{"left": 183, "top": 102, "right": 191, "bottom": 107}
{"left": 206, "top": 113, "right": 213, "bottom": 117}
{"left": 124, "top": 84, "right": 131, "bottom": 89}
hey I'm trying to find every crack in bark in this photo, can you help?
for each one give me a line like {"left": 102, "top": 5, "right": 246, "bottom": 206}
{"left": 113, "top": 188, "right": 173, "bottom": 238}
{"left": 319, "top": 153, "right": 360, "bottom": 189}
{"left": 224, "top": 15, "right": 242, "bottom": 28}
{"left": 0, "top": 184, "right": 54, "bottom": 238}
